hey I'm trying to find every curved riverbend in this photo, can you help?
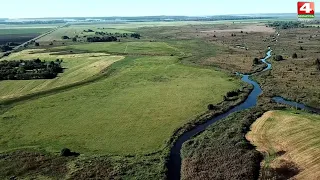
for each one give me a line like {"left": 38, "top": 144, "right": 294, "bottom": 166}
{"left": 167, "top": 51, "right": 272, "bottom": 180}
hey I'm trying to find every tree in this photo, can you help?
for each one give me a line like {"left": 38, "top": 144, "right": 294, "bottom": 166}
{"left": 61, "top": 36, "right": 70, "bottom": 39}
{"left": 207, "top": 104, "right": 217, "bottom": 110}
{"left": 253, "top": 57, "right": 260, "bottom": 64}
{"left": 274, "top": 55, "right": 284, "bottom": 61}
{"left": 72, "top": 37, "right": 77, "bottom": 42}
{"left": 299, "top": 46, "right": 303, "bottom": 50}
{"left": 35, "top": 42, "right": 40, "bottom": 46}
{"left": 315, "top": 58, "right": 320, "bottom": 71}
{"left": 292, "top": 53, "right": 298, "bottom": 59}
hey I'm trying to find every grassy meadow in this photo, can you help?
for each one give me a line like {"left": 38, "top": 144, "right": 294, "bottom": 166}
{"left": 0, "top": 49, "right": 123, "bottom": 100}
{"left": 0, "top": 54, "right": 240, "bottom": 155}
{"left": 247, "top": 110, "right": 320, "bottom": 180}
{"left": 53, "top": 41, "right": 180, "bottom": 55}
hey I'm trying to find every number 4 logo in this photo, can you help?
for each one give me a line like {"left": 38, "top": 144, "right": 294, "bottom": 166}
{"left": 298, "top": 2, "right": 315, "bottom": 18}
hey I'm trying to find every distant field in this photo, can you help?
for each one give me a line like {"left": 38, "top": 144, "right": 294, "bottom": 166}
{"left": 53, "top": 41, "right": 180, "bottom": 55}
{"left": 37, "top": 25, "right": 133, "bottom": 42}
{"left": 0, "top": 28, "right": 51, "bottom": 35}
{"left": 0, "top": 55, "right": 240, "bottom": 155}
{"left": 247, "top": 110, "right": 320, "bottom": 180}
{"left": 0, "top": 49, "right": 123, "bottom": 100}
{"left": 0, "top": 27, "right": 53, "bottom": 45}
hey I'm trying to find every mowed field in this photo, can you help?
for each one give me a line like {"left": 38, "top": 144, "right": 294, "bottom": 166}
{"left": 247, "top": 110, "right": 320, "bottom": 180}
{"left": 0, "top": 49, "right": 123, "bottom": 100}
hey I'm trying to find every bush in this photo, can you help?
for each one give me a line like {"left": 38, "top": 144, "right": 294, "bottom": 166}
{"left": 61, "top": 36, "right": 70, "bottom": 40}
{"left": 274, "top": 55, "right": 284, "bottom": 61}
{"left": 35, "top": 42, "right": 40, "bottom": 46}
{"left": 60, "top": 148, "right": 79, "bottom": 157}
{"left": 299, "top": 46, "right": 303, "bottom": 50}
{"left": 292, "top": 53, "right": 298, "bottom": 59}
{"left": 207, "top": 104, "right": 217, "bottom": 110}
{"left": 253, "top": 58, "right": 260, "bottom": 64}
{"left": 226, "top": 90, "right": 239, "bottom": 97}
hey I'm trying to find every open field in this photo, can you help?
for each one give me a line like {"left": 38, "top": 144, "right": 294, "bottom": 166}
{"left": 52, "top": 41, "right": 180, "bottom": 55}
{"left": 0, "top": 28, "right": 52, "bottom": 35}
{"left": 0, "top": 26, "right": 53, "bottom": 45}
{"left": 0, "top": 53, "right": 240, "bottom": 155}
{"left": 0, "top": 49, "right": 123, "bottom": 100}
{"left": 247, "top": 110, "right": 320, "bottom": 180}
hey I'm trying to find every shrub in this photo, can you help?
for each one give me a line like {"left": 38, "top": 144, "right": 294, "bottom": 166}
{"left": 61, "top": 36, "right": 70, "bottom": 40}
{"left": 253, "top": 58, "right": 260, "bottom": 65}
{"left": 60, "top": 148, "right": 72, "bottom": 156}
{"left": 292, "top": 53, "right": 298, "bottom": 59}
{"left": 299, "top": 46, "right": 303, "bottom": 50}
{"left": 60, "top": 148, "right": 79, "bottom": 157}
{"left": 226, "top": 90, "right": 239, "bottom": 97}
{"left": 207, "top": 104, "right": 217, "bottom": 110}
{"left": 35, "top": 42, "right": 40, "bottom": 46}
{"left": 274, "top": 55, "right": 284, "bottom": 61}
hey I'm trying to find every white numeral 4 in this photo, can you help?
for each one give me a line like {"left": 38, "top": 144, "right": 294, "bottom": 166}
{"left": 300, "top": 3, "right": 312, "bottom": 13}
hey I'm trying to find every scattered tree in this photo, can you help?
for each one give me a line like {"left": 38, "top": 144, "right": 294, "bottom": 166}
{"left": 292, "top": 53, "right": 298, "bottom": 59}
{"left": 61, "top": 36, "right": 70, "bottom": 39}
{"left": 274, "top": 55, "right": 284, "bottom": 61}
{"left": 35, "top": 42, "right": 40, "bottom": 46}
{"left": 253, "top": 58, "right": 260, "bottom": 64}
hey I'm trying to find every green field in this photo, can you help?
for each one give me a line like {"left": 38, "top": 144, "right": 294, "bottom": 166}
{"left": 0, "top": 50, "right": 123, "bottom": 100}
{"left": 0, "top": 54, "right": 240, "bottom": 155}
{"left": 0, "top": 28, "right": 52, "bottom": 35}
{"left": 53, "top": 41, "right": 180, "bottom": 55}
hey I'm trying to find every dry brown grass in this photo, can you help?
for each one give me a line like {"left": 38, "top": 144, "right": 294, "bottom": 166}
{"left": 257, "top": 28, "right": 320, "bottom": 107}
{"left": 246, "top": 110, "right": 320, "bottom": 180}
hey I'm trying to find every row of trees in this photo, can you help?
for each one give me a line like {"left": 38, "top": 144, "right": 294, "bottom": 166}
{"left": 87, "top": 36, "right": 118, "bottom": 42}
{"left": 268, "top": 21, "right": 304, "bottom": 29}
{"left": 0, "top": 45, "right": 13, "bottom": 52}
{"left": 0, "top": 59, "right": 63, "bottom": 80}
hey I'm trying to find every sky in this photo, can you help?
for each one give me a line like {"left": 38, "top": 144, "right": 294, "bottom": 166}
{"left": 1, "top": 0, "right": 318, "bottom": 18}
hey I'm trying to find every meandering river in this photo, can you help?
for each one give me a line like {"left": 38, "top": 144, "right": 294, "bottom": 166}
{"left": 167, "top": 50, "right": 318, "bottom": 180}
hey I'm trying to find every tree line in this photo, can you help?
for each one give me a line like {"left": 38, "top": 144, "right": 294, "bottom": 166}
{"left": 268, "top": 21, "right": 305, "bottom": 29}
{"left": 0, "top": 59, "right": 63, "bottom": 80}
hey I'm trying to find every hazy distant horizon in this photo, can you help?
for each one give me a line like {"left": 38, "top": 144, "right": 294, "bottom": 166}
{"left": 1, "top": 0, "right": 318, "bottom": 19}
{"left": 1, "top": 13, "right": 311, "bottom": 20}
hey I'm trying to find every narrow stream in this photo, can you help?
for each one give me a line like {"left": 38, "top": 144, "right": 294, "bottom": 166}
{"left": 167, "top": 51, "right": 273, "bottom": 180}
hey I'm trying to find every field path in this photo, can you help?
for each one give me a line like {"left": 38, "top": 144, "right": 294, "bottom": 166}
{"left": 124, "top": 43, "right": 129, "bottom": 53}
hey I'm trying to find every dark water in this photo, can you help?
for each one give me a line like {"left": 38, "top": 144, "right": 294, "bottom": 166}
{"left": 167, "top": 51, "right": 272, "bottom": 180}
{"left": 272, "top": 97, "right": 320, "bottom": 113}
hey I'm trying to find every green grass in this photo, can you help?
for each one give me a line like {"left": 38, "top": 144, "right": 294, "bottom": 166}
{"left": 0, "top": 28, "right": 52, "bottom": 35}
{"left": 53, "top": 41, "right": 179, "bottom": 55}
{"left": 0, "top": 49, "right": 123, "bottom": 100}
{"left": 0, "top": 55, "right": 240, "bottom": 155}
